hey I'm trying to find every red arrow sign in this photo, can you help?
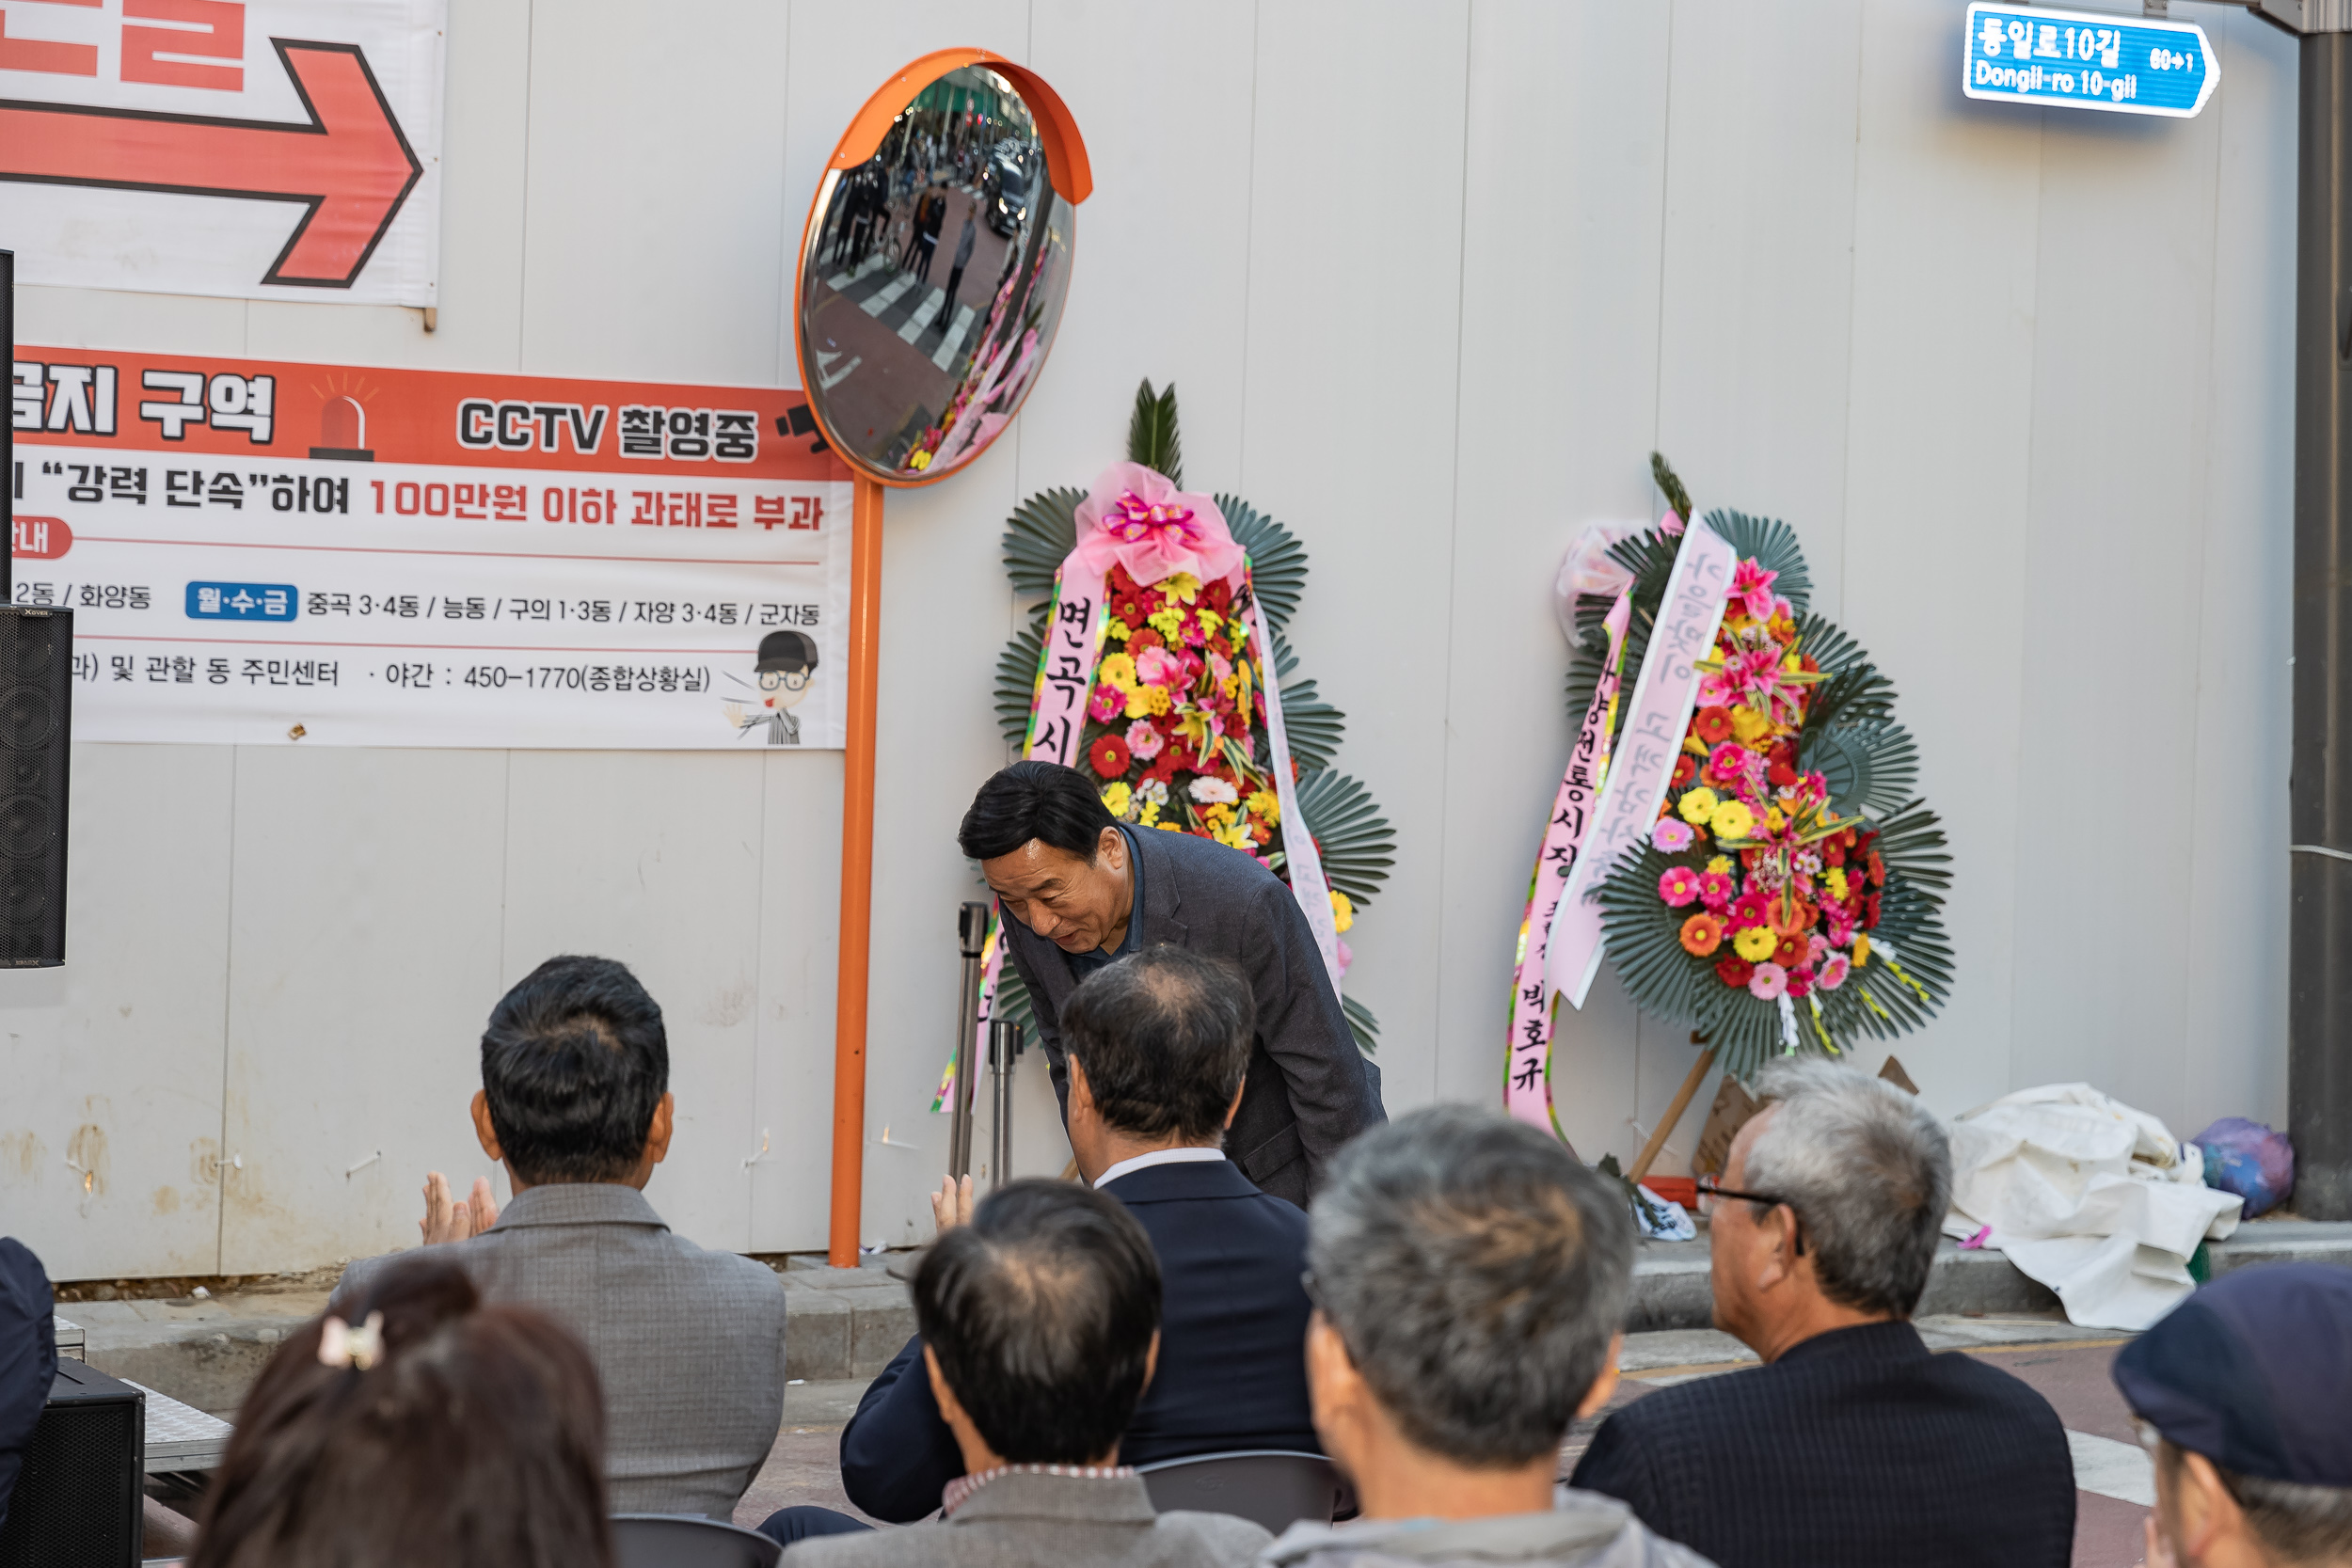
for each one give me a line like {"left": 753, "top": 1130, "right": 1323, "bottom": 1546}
{"left": 0, "top": 40, "right": 422, "bottom": 289}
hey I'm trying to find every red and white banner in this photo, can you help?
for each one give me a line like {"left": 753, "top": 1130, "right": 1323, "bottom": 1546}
{"left": 10, "top": 343, "right": 855, "bottom": 748}
{"left": 0, "top": 0, "right": 443, "bottom": 305}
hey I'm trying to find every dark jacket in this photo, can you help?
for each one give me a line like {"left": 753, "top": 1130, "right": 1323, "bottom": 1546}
{"left": 1001, "top": 825, "right": 1382, "bottom": 1205}
{"left": 0, "top": 1238, "right": 56, "bottom": 1534}
{"left": 1569, "top": 1320, "right": 2074, "bottom": 1568}
{"left": 838, "top": 1157, "right": 1318, "bottom": 1523}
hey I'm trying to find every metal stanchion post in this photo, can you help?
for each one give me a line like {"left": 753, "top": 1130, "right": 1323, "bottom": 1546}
{"left": 946, "top": 902, "right": 988, "bottom": 1180}
{"left": 988, "top": 1020, "right": 1023, "bottom": 1191}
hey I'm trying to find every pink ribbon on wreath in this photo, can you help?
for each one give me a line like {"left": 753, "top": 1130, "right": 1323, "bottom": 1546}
{"left": 1067, "top": 462, "right": 1246, "bottom": 588}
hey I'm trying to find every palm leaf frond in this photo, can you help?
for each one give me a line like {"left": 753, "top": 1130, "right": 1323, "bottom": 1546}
{"left": 1792, "top": 611, "right": 1871, "bottom": 677}
{"left": 1806, "top": 718, "right": 1920, "bottom": 820}
{"left": 1804, "top": 658, "right": 1898, "bottom": 734}
{"left": 1004, "top": 487, "right": 1086, "bottom": 599}
{"left": 1224, "top": 496, "right": 1308, "bottom": 633}
{"left": 1277, "top": 676, "right": 1344, "bottom": 773}
{"left": 1867, "top": 799, "right": 1952, "bottom": 899}
{"left": 1650, "top": 451, "right": 1693, "bottom": 523}
{"left": 1701, "top": 510, "right": 1811, "bottom": 615}
{"left": 993, "top": 607, "right": 1049, "bottom": 745}
{"left": 990, "top": 960, "right": 1036, "bottom": 1038}
{"left": 1342, "top": 993, "right": 1379, "bottom": 1056}
{"left": 1126, "top": 379, "right": 1183, "bottom": 487}
{"left": 1294, "top": 769, "right": 1395, "bottom": 907}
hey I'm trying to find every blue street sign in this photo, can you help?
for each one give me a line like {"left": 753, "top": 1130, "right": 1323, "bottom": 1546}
{"left": 1963, "top": 4, "right": 2217, "bottom": 119}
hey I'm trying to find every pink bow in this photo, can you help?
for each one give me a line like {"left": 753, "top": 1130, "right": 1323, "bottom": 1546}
{"left": 1068, "top": 462, "right": 1245, "bottom": 588}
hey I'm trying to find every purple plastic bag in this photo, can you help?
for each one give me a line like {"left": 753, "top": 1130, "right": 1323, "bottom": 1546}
{"left": 2192, "top": 1117, "right": 2295, "bottom": 1218}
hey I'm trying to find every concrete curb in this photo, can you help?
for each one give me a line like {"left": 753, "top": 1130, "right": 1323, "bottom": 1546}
{"left": 69, "top": 1221, "right": 2352, "bottom": 1416}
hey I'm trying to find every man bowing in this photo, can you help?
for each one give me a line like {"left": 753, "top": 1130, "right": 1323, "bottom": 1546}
{"left": 959, "top": 759, "right": 1382, "bottom": 1205}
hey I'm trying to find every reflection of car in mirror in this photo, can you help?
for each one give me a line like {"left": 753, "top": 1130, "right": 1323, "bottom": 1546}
{"left": 984, "top": 155, "right": 1028, "bottom": 237}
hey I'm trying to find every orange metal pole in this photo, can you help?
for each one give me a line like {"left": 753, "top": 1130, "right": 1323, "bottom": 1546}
{"left": 828, "top": 475, "right": 885, "bottom": 1266}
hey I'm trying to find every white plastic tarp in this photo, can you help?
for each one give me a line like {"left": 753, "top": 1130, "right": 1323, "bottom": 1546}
{"left": 1944, "top": 1084, "right": 2242, "bottom": 1331}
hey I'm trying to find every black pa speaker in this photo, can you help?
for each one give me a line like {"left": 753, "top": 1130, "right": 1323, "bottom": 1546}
{"left": 0, "top": 608, "right": 70, "bottom": 967}
{"left": 0, "top": 1360, "right": 143, "bottom": 1568}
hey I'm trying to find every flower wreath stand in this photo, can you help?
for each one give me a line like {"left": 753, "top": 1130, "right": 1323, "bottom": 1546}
{"left": 934, "top": 383, "right": 1395, "bottom": 1114}
{"left": 1509, "top": 455, "right": 1953, "bottom": 1181}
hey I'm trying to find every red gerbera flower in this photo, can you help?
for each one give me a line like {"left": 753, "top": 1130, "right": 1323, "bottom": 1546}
{"left": 1772, "top": 931, "right": 1807, "bottom": 968}
{"left": 1864, "top": 893, "right": 1883, "bottom": 928}
{"left": 1693, "top": 706, "right": 1735, "bottom": 745}
{"left": 1671, "top": 754, "right": 1698, "bottom": 789}
{"left": 1785, "top": 966, "right": 1814, "bottom": 1000}
{"left": 1714, "top": 957, "right": 1755, "bottom": 989}
{"left": 1088, "top": 735, "right": 1131, "bottom": 779}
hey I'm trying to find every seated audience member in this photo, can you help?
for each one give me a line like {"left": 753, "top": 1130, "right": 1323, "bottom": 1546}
{"left": 192, "top": 1254, "right": 612, "bottom": 1568}
{"left": 0, "top": 1238, "right": 56, "bottom": 1534}
{"left": 820, "top": 946, "right": 1318, "bottom": 1532}
{"left": 332, "top": 955, "right": 787, "bottom": 1519}
{"left": 788, "top": 1180, "right": 1272, "bottom": 1568}
{"left": 2113, "top": 1262, "right": 2352, "bottom": 1568}
{"left": 1571, "top": 1060, "right": 2073, "bottom": 1568}
{"left": 1262, "top": 1105, "right": 1711, "bottom": 1568}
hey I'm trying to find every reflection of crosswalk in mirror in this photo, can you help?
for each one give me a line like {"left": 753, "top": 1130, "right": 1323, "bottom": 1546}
{"left": 797, "top": 64, "right": 1075, "bottom": 483}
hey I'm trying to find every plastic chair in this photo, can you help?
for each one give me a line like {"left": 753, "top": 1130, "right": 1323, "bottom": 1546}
{"left": 1136, "top": 1449, "right": 1354, "bottom": 1533}
{"left": 611, "top": 1513, "right": 784, "bottom": 1568}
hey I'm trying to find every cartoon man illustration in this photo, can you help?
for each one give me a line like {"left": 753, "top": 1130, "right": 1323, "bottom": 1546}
{"left": 724, "top": 629, "right": 818, "bottom": 744}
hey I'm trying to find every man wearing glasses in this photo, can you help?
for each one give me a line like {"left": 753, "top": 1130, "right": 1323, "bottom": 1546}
{"left": 726, "top": 629, "right": 818, "bottom": 745}
{"left": 1571, "top": 1059, "right": 2074, "bottom": 1568}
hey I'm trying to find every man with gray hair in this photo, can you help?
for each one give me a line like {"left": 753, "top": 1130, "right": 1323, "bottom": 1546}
{"left": 1262, "top": 1104, "right": 1714, "bottom": 1568}
{"left": 1570, "top": 1059, "right": 2074, "bottom": 1568}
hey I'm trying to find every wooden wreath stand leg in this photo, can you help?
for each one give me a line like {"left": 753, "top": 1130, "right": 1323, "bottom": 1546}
{"left": 1628, "top": 1032, "right": 1717, "bottom": 1186}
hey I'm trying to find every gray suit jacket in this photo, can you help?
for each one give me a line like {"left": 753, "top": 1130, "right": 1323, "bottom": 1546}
{"left": 332, "top": 1183, "right": 787, "bottom": 1519}
{"left": 787, "top": 1471, "right": 1269, "bottom": 1568}
{"left": 1002, "top": 826, "right": 1384, "bottom": 1206}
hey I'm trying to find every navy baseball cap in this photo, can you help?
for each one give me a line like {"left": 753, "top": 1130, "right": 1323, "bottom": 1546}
{"left": 2112, "top": 1263, "right": 2352, "bottom": 1487}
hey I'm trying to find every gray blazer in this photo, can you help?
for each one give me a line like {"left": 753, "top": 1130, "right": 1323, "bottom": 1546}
{"left": 1002, "top": 825, "right": 1383, "bottom": 1206}
{"left": 332, "top": 1183, "right": 786, "bottom": 1519}
{"left": 787, "top": 1471, "right": 1270, "bottom": 1568}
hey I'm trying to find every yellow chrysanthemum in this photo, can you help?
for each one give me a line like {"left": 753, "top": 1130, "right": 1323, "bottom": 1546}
{"left": 1103, "top": 621, "right": 1131, "bottom": 642}
{"left": 1825, "top": 868, "right": 1850, "bottom": 902}
{"left": 1678, "top": 787, "right": 1720, "bottom": 826}
{"left": 1162, "top": 572, "right": 1200, "bottom": 605}
{"left": 1733, "top": 926, "right": 1778, "bottom": 962}
{"left": 1197, "top": 609, "right": 1223, "bottom": 641}
{"left": 1711, "top": 800, "right": 1756, "bottom": 840}
{"left": 1247, "top": 789, "right": 1280, "bottom": 824}
{"left": 1124, "top": 687, "right": 1154, "bottom": 721}
{"left": 1101, "top": 783, "right": 1133, "bottom": 818}
{"left": 1202, "top": 802, "right": 1234, "bottom": 828}
{"left": 1099, "top": 652, "right": 1137, "bottom": 690}
{"left": 1329, "top": 890, "right": 1355, "bottom": 934}
{"left": 1143, "top": 685, "right": 1172, "bottom": 716}
{"left": 1852, "top": 934, "right": 1871, "bottom": 968}
{"left": 1762, "top": 807, "right": 1784, "bottom": 833}
{"left": 1157, "top": 822, "right": 1184, "bottom": 832}
{"left": 1137, "top": 797, "right": 1162, "bottom": 826}
{"left": 1730, "top": 706, "right": 1771, "bottom": 743}
{"left": 1707, "top": 856, "right": 1732, "bottom": 876}
{"left": 1148, "top": 607, "right": 1189, "bottom": 642}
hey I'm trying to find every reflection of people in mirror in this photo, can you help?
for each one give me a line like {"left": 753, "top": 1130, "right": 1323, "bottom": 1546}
{"left": 914, "top": 188, "right": 946, "bottom": 283}
{"left": 723, "top": 630, "right": 818, "bottom": 745}
{"left": 940, "top": 211, "right": 977, "bottom": 332}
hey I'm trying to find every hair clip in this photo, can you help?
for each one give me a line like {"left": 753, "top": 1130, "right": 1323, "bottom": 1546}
{"left": 317, "top": 1311, "right": 386, "bottom": 1371}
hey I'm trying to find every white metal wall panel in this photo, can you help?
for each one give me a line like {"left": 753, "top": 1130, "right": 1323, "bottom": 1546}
{"left": 217, "top": 748, "right": 510, "bottom": 1273}
{"left": 1236, "top": 0, "right": 1472, "bottom": 1119}
{"left": 0, "top": 744, "right": 234, "bottom": 1278}
{"left": 0, "top": 0, "right": 2306, "bottom": 1275}
{"left": 1439, "top": 0, "right": 1675, "bottom": 1159}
